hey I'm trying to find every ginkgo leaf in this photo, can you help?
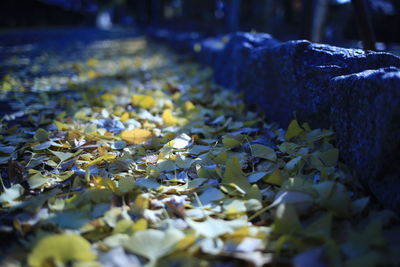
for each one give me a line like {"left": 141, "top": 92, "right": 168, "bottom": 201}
{"left": 123, "top": 228, "right": 184, "bottom": 263}
{"left": 314, "top": 181, "right": 351, "bottom": 217}
{"left": 189, "top": 145, "right": 211, "bottom": 155}
{"left": 186, "top": 217, "right": 235, "bottom": 238}
{"left": 49, "top": 149, "right": 81, "bottom": 162}
{"left": 121, "top": 129, "right": 153, "bottom": 144}
{"left": 223, "top": 157, "right": 252, "bottom": 192}
{"left": 184, "top": 101, "right": 196, "bottom": 111}
{"left": 28, "top": 234, "right": 96, "bottom": 267}
{"left": 131, "top": 94, "right": 155, "bottom": 109}
{"left": 319, "top": 148, "right": 339, "bottom": 167}
{"left": 166, "top": 133, "right": 192, "bottom": 149}
{"left": 28, "top": 172, "right": 49, "bottom": 189}
{"left": 118, "top": 177, "right": 136, "bottom": 193}
{"left": 250, "top": 144, "right": 276, "bottom": 161}
{"left": 33, "top": 128, "right": 49, "bottom": 142}
{"left": 86, "top": 154, "right": 117, "bottom": 167}
{"left": 263, "top": 168, "right": 283, "bottom": 186}
{"left": 272, "top": 203, "right": 302, "bottom": 234}
{"left": 248, "top": 172, "right": 268, "bottom": 183}
{"left": 0, "top": 183, "right": 24, "bottom": 203}
{"left": 270, "top": 190, "right": 314, "bottom": 210}
{"left": 285, "top": 120, "right": 303, "bottom": 140}
{"left": 222, "top": 137, "right": 242, "bottom": 149}
{"left": 162, "top": 109, "right": 178, "bottom": 126}
{"left": 198, "top": 187, "right": 225, "bottom": 205}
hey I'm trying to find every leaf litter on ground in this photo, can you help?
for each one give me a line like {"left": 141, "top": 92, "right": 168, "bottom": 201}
{"left": 0, "top": 36, "right": 399, "bottom": 267}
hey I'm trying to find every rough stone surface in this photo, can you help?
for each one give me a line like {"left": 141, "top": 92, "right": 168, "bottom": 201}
{"left": 147, "top": 28, "right": 400, "bottom": 211}
{"left": 330, "top": 67, "right": 400, "bottom": 211}
{"left": 212, "top": 32, "right": 279, "bottom": 90}
{"left": 238, "top": 40, "right": 400, "bottom": 127}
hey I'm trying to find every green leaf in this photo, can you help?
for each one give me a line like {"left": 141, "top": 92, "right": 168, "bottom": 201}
{"left": 136, "top": 178, "right": 161, "bottom": 190}
{"left": 118, "top": 177, "right": 136, "bottom": 193}
{"left": 314, "top": 181, "right": 351, "bottom": 217}
{"left": 263, "top": 168, "right": 283, "bottom": 186}
{"left": 49, "top": 149, "right": 80, "bottom": 162}
{"left": 319, "top": 149, "right": 339, "bottom": 167}
{"left": 157, "top": 160, "right": 178, "bottom": 172}
{"left": 272, "top": 203, "right": 302, "bottom": 234}
{"left": 28, "top": 172, "right": 49, "bottom": 189}
{"left": 189, "top": 145, "right": 211, "bottom": 155}
{"left": 304, "top": 212, "right": 332, "bottom": 240}
{"left": 250, "top": 144, "right": 276, "bottom": 161}
{"left": 285, "top": 120, "right": 303, "bottom": 140}
{"left": 222, "top": 137, "right": 242, "bottom": 149}
{"left": 33, "top": 128, "right": 49, "bottom": 142}
{"left": 286, "top": 156, "right": 303, "bottom": 172}
{"left": 223, "top": 157, "right": 251, "bottom": 192}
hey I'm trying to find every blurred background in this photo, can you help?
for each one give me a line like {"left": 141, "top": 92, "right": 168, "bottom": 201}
{"left": 0, "top": 0, "right": 399, "bottom": 52}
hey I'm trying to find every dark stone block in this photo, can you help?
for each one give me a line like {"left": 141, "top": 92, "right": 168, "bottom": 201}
{"left": 214, "top": 32, "right": 279, "bottom": 90}
{"left": 239, "top": 40, "right": 400, "bottom": 127}
{"left": 329, "top": 67, "right": 400, "bottom": 211}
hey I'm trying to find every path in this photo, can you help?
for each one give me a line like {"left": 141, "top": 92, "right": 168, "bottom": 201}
{"left": 0, "top": 28, "right": 398, "bottom": 267}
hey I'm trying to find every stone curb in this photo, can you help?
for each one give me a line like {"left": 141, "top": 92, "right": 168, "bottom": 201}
{"left": 146, "top": 28, "right": 400, "bottom": 212}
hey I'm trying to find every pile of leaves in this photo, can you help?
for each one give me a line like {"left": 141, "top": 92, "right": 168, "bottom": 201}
{"left": 0, "top": 36, "right": 399, "bottom": 267}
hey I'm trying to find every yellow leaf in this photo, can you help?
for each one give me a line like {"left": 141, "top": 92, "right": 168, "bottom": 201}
{"left": 132, "top": 218, "right": 148, "bottom": 231}
{"left": 28, "top": 234, "right": 96, "bottom": 267}
{"left": 131, "top": 94, "right": 155, "bottom": 109}
{"left": 285, "top": 120, "right": 304, "bottom": 140}
{"left": 120, "top": 112, "right": 130, "bottom": 122}
{"left": 87, "top": 70, "right": 98, "bottom": 79}
{"left": 175, "top": 234, "right": 196, "bottom": 250}
{"left": 121, "top": 129, "right": 153, "bottom": 144}
{"left": 54, "top": 120, "right": 69, "bottom": 131}
{"left": 86, "top": 58, "right": 99, "bottom": 67}
{"left": 184, "top": 101, "right": 196, "bottom": 111}
{"left": 162, "top": 109, "right": 178, "bottom": 126}
{"left": 134, "top": 194, "right": 149, "bottom": 209}
{"left": 86, "top": 154, "right": 117, "bottom": 167}
{"left": 172, "top": 92, "right": 180, "bottom": 101}
{"left": 164, "top": 100, "right": 174, "bottom": 109}
{"left": 101, "top": 93, "right": 115, "bottom": 102}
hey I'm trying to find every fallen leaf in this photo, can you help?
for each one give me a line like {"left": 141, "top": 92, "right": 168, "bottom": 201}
{"left": 121, "top": 129, "right": 153, "bottom": 144}
{"left": 28, "top": 234, "right": 96, "bottom": 267}
{"left": 162, "top": 109, "right": 178, "bottom": 126}
{"left": 131, "top": 94, "right": 155, "bottom": 109}
{"left": 285, "top": 120, "right": 303, "bottom": 140}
